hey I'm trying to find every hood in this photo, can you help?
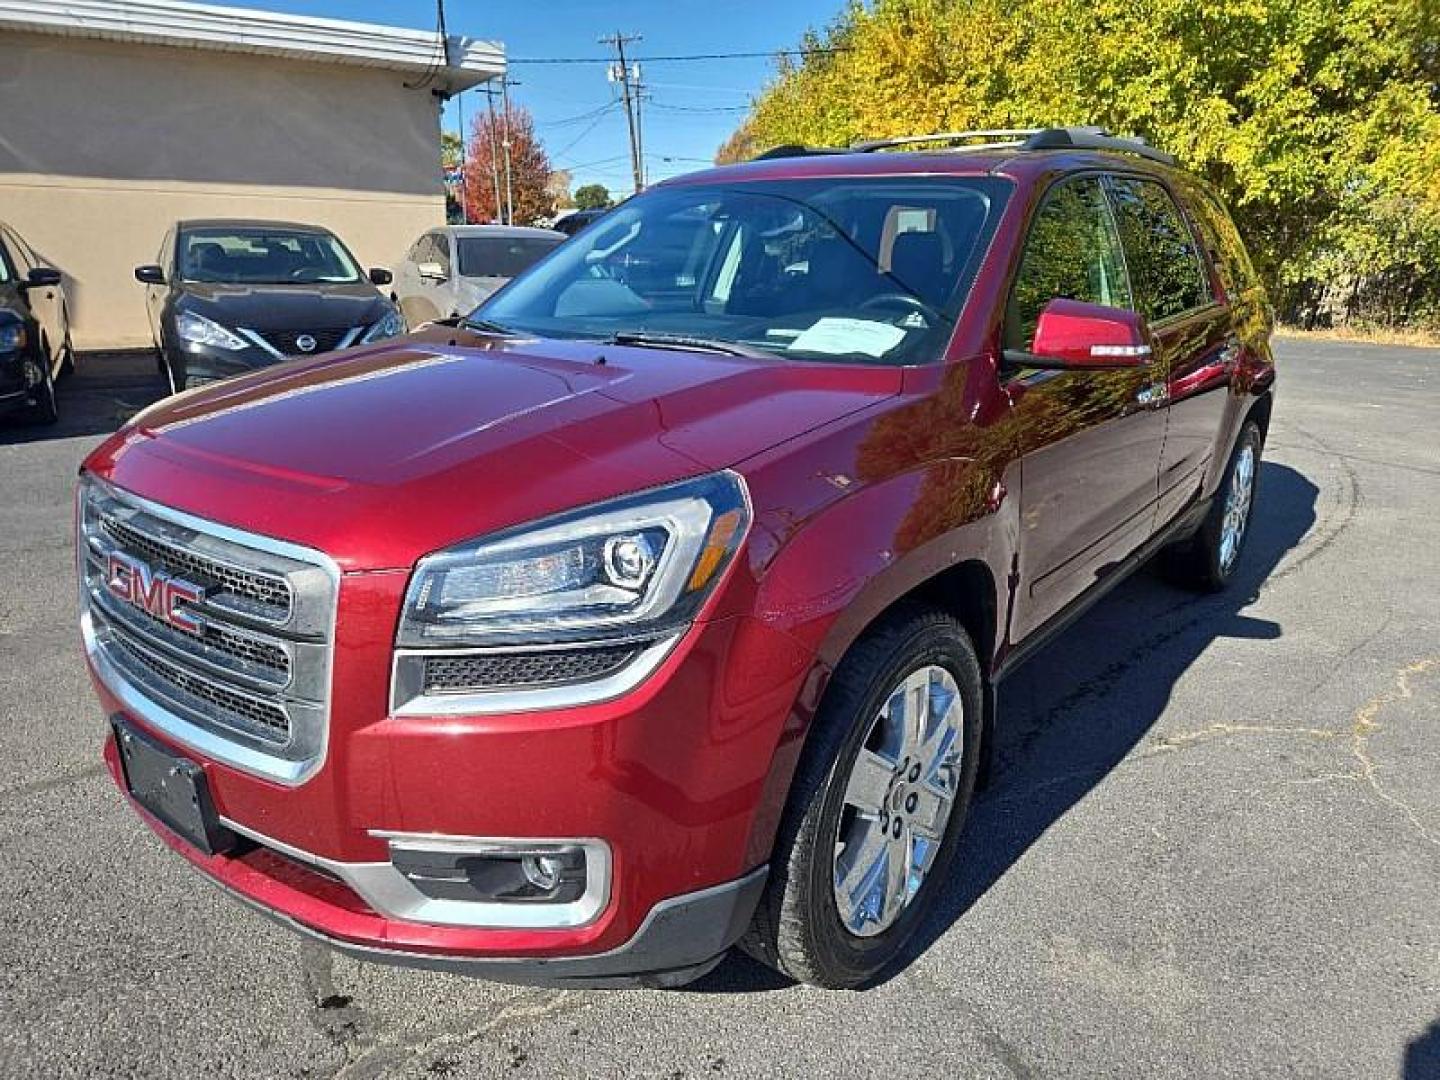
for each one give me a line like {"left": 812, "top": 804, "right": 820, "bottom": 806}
{"left": 88, "top": 325, "right": 900, "bottom": 570}
{"left": 176, "top": 280, "right": 388, "bottom": 331}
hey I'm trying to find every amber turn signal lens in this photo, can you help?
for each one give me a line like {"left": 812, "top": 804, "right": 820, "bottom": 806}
{"left": 688, "top": 508, "right": 744, "bottom": 592}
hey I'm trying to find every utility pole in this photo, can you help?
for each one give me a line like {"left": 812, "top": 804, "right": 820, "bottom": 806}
{"left": 600, "top": 32, "right": 644, "bottom": 196}
{"left": 456, "top": 88, "right": 469, "bottom": 223}
{"left": 500, "top": 76, "right": 517, "bottom": 225}
{"left": 483, "top": 80, "right": 504, "bottom": 223}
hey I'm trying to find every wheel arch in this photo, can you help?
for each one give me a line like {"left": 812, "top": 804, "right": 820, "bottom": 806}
{"left": 1246, "top": 389, "right": 1274, "bottom": 444}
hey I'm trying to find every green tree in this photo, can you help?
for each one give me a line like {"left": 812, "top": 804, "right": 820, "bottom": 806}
{"left": 573, "top": 184, "right": 613, "bottom": 211}
{"left": 726, "top": 0, "right": 1440, "bottom": 329}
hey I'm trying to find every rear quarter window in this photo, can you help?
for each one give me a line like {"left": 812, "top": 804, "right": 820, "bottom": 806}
{"left": 1105, "top": 176, "right": 1212, "bottom": 324}
{"left": 1177, "top": 181, "right": 1262, "bottom": 300}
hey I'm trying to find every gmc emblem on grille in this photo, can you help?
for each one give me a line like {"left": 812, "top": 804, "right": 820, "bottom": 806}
{"left": 105, "top": 552, "right": 206, "bottom": 635}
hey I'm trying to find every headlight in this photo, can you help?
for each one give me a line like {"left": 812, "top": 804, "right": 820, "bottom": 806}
{"left": 0, "top": 320, "right": 26, "bottom": 351}
{"left": 175, "top": 310, "right": 246, "bottom": 350}
{"left": 361, "top": 307, "right": 405, "bottom": 344}
{"left": 397, "top": 471, "right": 750, "bottom": 649}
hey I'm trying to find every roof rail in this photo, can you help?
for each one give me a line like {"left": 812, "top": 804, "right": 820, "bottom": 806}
{"left": 752, "top": 125, "right": 1176, "bottom": 165}
{"left": 1020, "top": 126, "right": 1176, "bottom": 165}
{"left": 751, "top": 144, "right": 852, "bottom": 161}
{"left": 851, "top": 129, "right": 1040, "bottom": 153}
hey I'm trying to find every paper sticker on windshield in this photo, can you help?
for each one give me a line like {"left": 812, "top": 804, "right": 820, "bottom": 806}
{"left": 788, "top": 318, "right": 907, "bottom": 358}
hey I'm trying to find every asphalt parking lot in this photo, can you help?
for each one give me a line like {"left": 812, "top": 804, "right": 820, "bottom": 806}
{"left": 1, "top": 338, "right": 1437, "bottom": 1078}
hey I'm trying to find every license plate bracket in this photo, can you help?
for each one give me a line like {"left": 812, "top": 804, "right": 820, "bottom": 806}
{"left": 112, "top": 718, "right": 238, "bottom": 856}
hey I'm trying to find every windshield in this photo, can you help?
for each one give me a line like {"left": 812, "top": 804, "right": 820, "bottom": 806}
{"left": 476, "top": 177, "right": 1007, "bottom": 364}
{"left": 178, "top": 228, "right": 363, "bottom": 285}
{"left": 458, "top": 235, "right": 564, "bottom": 279}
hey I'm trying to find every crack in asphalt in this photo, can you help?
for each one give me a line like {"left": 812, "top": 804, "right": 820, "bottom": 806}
{"left": 1345, "top": 657, "right": 1440, "bottom": 848}
{"left": 898, "top": 966, "right": 1036, "bottom": 1080}
{"left": 0, "top": 763, "right": 107, "bottom": 813}
{"left": 295, "top": 940, "right": 587, "bottom": 1079}
{"left": 1266, "top": 423, "right": 1360, "bottom": 585}
{"left": 335, "top": 987, "right": 584, "bottom": 1079}
{"left": 1133, "top": 657, "right": 1440, "bottom": 852}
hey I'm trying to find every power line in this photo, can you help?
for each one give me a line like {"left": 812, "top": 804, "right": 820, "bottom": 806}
{"left": 647, "top": 101, "right": 751, "bottom": 114}
{"left": 549, "top": 107, "right": 622, "bottom": 162}
{"left": 538, "top": 101, "right": 623, "bottom": 129}
{"left": 509, "top": 47, "right": 847, "bottom": 66}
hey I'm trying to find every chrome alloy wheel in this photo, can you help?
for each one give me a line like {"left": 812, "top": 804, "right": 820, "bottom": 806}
{"left": 832, "top": 665, "right": 964, "bottom": 937}
{"left": 1219, "top": 442, "right": 1256, "bottom": 572}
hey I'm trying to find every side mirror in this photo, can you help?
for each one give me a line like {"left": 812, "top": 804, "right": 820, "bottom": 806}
{"left": 1014, "top": 298, "right": 1153, "bottom": 369}
{"left": 23, "top": 266, "right": 62, "bottom": 289}
{"left": 368, "top": 266, "right": 393, "bottom": 286}
{"left": 416, "top": 261, "right": 447, "bottom": 283}
{"left": 134, "top": 264, "right": 166, "bottom": 285}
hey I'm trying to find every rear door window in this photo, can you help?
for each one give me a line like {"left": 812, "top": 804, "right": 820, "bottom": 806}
{"left": 1005, "top": 176, "right": 1134, "bottom": 350}
{"left": 1105, "top": 176, "right": 1211, "bottom": 323}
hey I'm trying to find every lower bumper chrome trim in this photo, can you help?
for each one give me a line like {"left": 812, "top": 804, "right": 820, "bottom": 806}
{"left": 220, "top": 817, "right": 612, "bottom": 930}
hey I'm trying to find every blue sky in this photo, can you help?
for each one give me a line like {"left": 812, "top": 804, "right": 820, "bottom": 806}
{"left": 216, "top": 0, "right": 842, "bottom": 198}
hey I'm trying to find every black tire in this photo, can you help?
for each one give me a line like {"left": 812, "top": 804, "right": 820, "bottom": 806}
{"left": 1162, "top": 419, "right": 1263, "bottom": 591}
{"left": 742, "top": 603, "right": 984, "bottom": 988}
{"left": 160, "top": 352, "right": 181, "bottom": 397}
{"left": 27, "top": 347, "right": 59, "bottom": 426}
{"left": 58, "top": 320, "right": 76, "bottom": 380}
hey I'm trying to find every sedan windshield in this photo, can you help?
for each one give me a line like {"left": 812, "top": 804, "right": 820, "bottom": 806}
{"left": 476, "top": 177, "right": 1008, "bottom": 364}
{"left": 458, "top": 235, "right": 564, "bottom": 279}
{"left": 178, "top": 228, "right": 363, "bottom": 285}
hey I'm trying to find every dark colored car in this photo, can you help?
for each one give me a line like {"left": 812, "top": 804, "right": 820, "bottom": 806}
{"left": 552, "top": 208, "right": 607, "bottom": 237}
{"left": 0, "top": 220, "right": 74, "bottom": 425}
{"left": 81, "top": 127, "right": 1274, "bottom": 990}
{"left": 134, "top": 219, "right": 404, "bottom": 394}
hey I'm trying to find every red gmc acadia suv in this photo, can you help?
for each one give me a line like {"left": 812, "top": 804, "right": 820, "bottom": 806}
{"left": 79, "top": 127, "right": 1275, "bottom": 989}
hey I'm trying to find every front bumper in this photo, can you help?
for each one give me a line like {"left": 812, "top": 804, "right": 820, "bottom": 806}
{"left": 103, "top": 732, "right": 765, "bottom": 987}
{"left": 89, "top": 587, "right": 813, "bottom": 983}
{"left": 165, "top": 340, "right": 284, "bottom": 387}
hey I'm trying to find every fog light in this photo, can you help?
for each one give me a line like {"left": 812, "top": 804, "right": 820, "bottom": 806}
{"left": 388, "top": 842, "right": 588, "bottom": 904}
{"left": 522, "top": 853, "right": 563, "bottom": 892}
{"left": 21, "top": 359, "right": 43, "bottom": 388}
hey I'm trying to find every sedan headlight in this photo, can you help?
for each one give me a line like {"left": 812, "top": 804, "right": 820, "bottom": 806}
{"left": 361, "top": 307, "right": 405, "bottom": 344}
{"left": 0, "top": 319, "right": 27, "bottom": 351}
{"left": 397, "top": 471, "right": 750, "bottom": 649}
{"left": 175, "top": 310, "right": 246, "bottom": 351}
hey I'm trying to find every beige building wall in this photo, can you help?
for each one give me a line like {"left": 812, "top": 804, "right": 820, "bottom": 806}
{"left": 0, "top": 30, "right": 448, "bottom": 348}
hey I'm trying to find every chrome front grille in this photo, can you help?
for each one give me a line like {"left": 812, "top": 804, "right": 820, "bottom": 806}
{"left": 79, "top": 476, "right": 339, "bottom": 784}
{"left": 103, "top": 618, "right": 292, "bottom": 741}
{"left": 100, "top": 514, "right": 292, "bottom": 623}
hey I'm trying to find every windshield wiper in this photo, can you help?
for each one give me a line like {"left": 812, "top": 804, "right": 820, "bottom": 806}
{"left": 608, "top": 331, "right": 775, "bottom": 359}
{"left": 459, "top": 316, "right": 515, "bottom": 334}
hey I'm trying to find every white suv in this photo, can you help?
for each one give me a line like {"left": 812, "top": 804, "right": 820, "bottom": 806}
{"left": 391, "top": 225, "right": 564, "bottom": 327}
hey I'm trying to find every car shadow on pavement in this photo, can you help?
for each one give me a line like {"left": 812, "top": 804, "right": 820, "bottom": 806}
{"left": 0, "top": 351, "right": 165, "bottom": 445}
{"left": 692, "top": 461, "right": 1319, "bottom": 994}
{"left": 1405, "top": 1020, "right": 1440, "bottom": 1079}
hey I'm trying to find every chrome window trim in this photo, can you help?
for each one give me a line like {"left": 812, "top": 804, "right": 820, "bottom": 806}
{"left": 79, "top": 475, "right": 340, "bottom": 786}
{"left": 219, "top": 818, "right": 612, "bottom": 930}
{"left": 388, "top": 629, "right": 685, "bottom": 717}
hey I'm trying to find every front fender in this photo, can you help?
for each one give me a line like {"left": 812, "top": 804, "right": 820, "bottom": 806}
{"left": 735, "top": 457, "right": 1017, "bottom": 865}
